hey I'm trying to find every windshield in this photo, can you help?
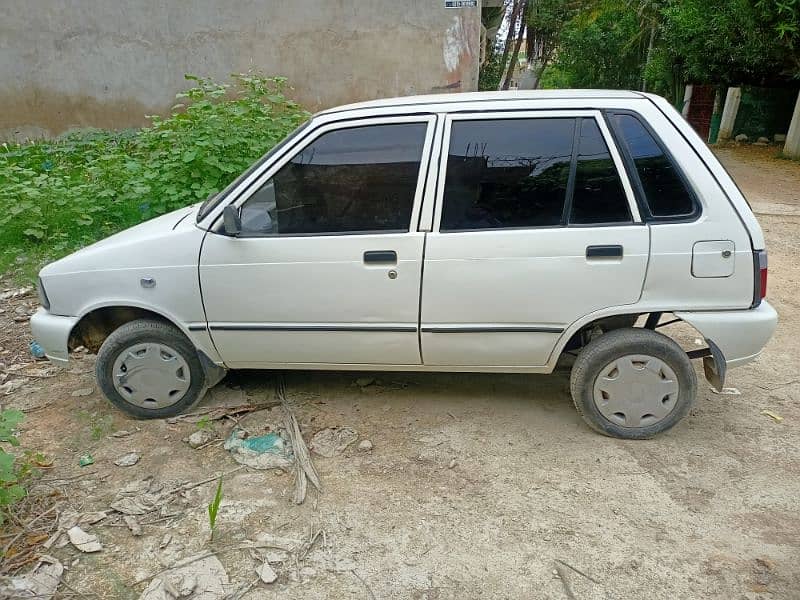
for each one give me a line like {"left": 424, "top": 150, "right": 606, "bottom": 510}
{"left": 196, "top": 120, "right": 311, "bottom": 222}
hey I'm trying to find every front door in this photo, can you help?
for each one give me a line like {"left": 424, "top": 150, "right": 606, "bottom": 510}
{"left": 200, "top": 116, "right": 435, "bottom": 368}
{"left": 420, "top": 112, "right": 650, "bottom": 368}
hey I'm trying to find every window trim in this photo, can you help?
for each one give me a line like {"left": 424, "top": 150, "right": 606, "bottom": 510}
{"left": 210, "top": 114, "right": 437, "bottom": 237}
{"left": 603, "top": 109, "right": 702, "bottom": 223}
{"left": 432, "top": 110, "right": 642, "bottom": 234}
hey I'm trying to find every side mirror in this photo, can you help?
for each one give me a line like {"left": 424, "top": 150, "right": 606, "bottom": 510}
{"left": 222, "top": 205, "right": 242, "bottom": 236}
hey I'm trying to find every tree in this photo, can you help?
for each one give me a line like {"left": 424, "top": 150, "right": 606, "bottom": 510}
{"left": 522, "top": 0, "right": 584, "bottom": 89}
{"left": 544, "top": 2, "right": 644, "bottom": 90}
{"left": 660, "top": 0, "right": 800, "bottom": 86}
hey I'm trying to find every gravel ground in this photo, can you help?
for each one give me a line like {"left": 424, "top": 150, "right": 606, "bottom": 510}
{"left": 0, "top": 144, "right": 798, "bottom": 599}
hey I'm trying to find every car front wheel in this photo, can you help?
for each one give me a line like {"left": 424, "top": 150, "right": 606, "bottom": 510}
{"left": 96, "top": 319, "right": 206, "bottom": 419}
{"left": 570, "top": 328, "right": 697, "bottom": 439}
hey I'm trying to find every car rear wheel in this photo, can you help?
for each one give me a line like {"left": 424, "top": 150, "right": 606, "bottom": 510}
{"left": 96, "top": 319, "right": 206, "bottom": 419}
{"left": 570, "top": 328, "right": 696, "bottom": 439}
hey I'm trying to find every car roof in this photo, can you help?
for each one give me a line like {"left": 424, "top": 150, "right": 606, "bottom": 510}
{"left": 316, "top": 89, "right": 646, "bottom": 116}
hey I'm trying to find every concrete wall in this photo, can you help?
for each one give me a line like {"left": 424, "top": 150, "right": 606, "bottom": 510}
{"left": 0, "top": 0, "right": 481, "bottom": 139}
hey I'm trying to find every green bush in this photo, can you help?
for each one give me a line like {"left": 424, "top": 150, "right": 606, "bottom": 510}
{"left": 0, "top": 74, "right": 310, "bottom": 278}
{"left": 0, "top": 409, "right": 26, "bottom": 523}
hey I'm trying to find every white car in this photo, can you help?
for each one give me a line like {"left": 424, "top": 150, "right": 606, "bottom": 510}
{"left": 31, "top": 90, "right": 777, "bottom": 439}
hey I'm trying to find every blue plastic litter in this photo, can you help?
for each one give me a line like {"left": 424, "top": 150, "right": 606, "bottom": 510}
{"left": 240, "top": 432, "right": 284, "bottom": 454}
{"left": 29, "top": 340, "right": 46, "bottom": 359}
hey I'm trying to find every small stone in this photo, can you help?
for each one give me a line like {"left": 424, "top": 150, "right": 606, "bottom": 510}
{"left": 774, "top": 133, "right": 787, "bottom": 143}
{"left": 448, "top": 458, "right": 457, "bottom": 469}
{"left": 114, "top": 452, "right": 140, "bottom": 467}
{"left": 358, "top": 439, "right": 373, "bottom": 452}
{"left": 123, "top": 515, "right": 143, "bottom": 536}
{"left": 71, "top": 388, "right": 94, "bottom": 397}
{"left": 734, "top": 133, "right": 749, "bottom": 142}
{"left": 187, "top": 429, "right": 214, "bottom": 448}
{"left": 110, "top": 430, "right": 133, "bottom": 438}
{"left": 300, "top": 566, "right": 316, "bottom": 579}
{"left": 67, "top": 526, "right": 102, "bottom": 552}
{"left": 256, "top": 561, "right": 278, "bottom": 584}
{"left": 757, "top": 136, "right": 770, "bottom": 144}
{"left": 160, "top": 533, "right": 172, "bottom": 548}
{"left": 178, "top": 574, "right": 197, "bottom": 596}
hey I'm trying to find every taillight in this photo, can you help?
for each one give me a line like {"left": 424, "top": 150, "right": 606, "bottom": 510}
{"left": 753, "top": 250, "right": 768, "bottom": 307}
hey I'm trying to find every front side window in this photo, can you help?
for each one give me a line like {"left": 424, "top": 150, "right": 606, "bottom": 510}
{"left": 611, "top": 113, "right": 696, "bottom": 218}
{"left": 240, "top": 122, "right": 427, "bottom": 235}
{"left": 440, "top": 118, "right": 574, "bottom": 230}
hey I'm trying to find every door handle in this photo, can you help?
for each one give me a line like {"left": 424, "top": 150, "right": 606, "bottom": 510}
{"left": 364, "top": 250, "right": 397, "bottom": 264}
{"left": 586, "top": 245, "right": 623, "bottom": 259}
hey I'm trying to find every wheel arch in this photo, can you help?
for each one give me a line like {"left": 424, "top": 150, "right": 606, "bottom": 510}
{"left": 69, "top": 303, "right": 226, "bottom": 388}
{"left": 68, "top": 304, "right": 181, "bottom": 354}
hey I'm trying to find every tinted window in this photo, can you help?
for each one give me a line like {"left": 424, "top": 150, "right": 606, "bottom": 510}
{"left": 440, "top": 118, "right": 574, "bottom": 230}
{"left": 570, "top": 119, "right": 631, "bottom": 224}
{"left": 240, "top": 122, "right": 426, "bottom": 234}
{"left": 612, "top": 113, "right": 695, "bottom": 217}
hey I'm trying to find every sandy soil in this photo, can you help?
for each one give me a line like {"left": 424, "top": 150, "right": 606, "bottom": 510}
{"left": 1, "top": 145, "right": 798, "bottom": 599}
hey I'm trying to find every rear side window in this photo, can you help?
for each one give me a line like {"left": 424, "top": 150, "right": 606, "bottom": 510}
{"left": 570, "top": 119, "right": 631, "bottom": 224}
{"left": 611, "top": 113, "right": 696, "bottom": 218}
{"left": 440, "top": 118, "right": 574, "bottom": 230}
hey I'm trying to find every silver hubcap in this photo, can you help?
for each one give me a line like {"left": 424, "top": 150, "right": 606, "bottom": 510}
{"left": 592, "top": 354, "right": 679, "bottom": 428}
{"left": 112, "top": 343, "right": 191, "bottom": 409}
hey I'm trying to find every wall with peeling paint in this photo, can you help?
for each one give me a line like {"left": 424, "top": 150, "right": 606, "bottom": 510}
{"left": 0, "top": 1, "right": 481, "bottom": 139}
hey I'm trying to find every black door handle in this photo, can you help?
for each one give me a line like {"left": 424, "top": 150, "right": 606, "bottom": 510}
{"left": 364, "top": 250, "right": 397, "bottom": 264}
{"left": 586, "top": 245, "right": 623, "bottom": 259}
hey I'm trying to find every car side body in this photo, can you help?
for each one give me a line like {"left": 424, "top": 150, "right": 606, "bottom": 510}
{"left": 31, "top": 89, "right": 778, "bottom": 437}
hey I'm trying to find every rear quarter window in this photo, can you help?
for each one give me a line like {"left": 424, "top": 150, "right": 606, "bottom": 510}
{"left": 610, "top": 113, "right": 697, "bottom": 219}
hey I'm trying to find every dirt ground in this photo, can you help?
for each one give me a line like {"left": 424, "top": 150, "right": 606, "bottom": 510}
{"left": 1, "top": 145, "right": 799, "bottom": 599}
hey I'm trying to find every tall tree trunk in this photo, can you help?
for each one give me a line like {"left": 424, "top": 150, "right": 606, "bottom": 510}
{"left": 502, "top": 0, "right": 529, "bottom": 90}
{"left": 497, "top": 0, "right": 523, "bottom": 90}
{"left": 642, "top": 23, "right": 656, "bottom": 92}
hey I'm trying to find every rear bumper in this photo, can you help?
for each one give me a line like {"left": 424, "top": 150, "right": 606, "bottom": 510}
{"left": 29, "top": 308, "right": 78, "bottom": 365}
{"left": 675, "top": 300, "right": 778, "bottom": 370}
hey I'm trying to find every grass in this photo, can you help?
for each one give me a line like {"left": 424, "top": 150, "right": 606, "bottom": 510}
{"left": 0, "top": 73, "right": 309, "bottom": 281}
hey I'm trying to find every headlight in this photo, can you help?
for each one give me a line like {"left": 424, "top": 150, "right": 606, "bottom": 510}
{"left": 36, "top": 277, "right": 50, "bottom": 310}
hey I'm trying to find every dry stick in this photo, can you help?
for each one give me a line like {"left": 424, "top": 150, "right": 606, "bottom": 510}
{"left": 276, "top": 373, "right": 321, "bottom": 505}
{"left": 352, "top": 569, "right": 377, "bottom": 600}
{"left": 554, "top": 563, "right": 577, "bottom": 600}
{"left": 1, "top": 504, "right": 58, "bottom": 557}
{"left": 555, "top": 558, "right": 601, "bottom": 585}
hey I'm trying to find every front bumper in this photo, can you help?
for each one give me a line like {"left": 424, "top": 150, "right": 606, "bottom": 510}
{"left": 29, "top": 308, "right": 78, "bottom": 365}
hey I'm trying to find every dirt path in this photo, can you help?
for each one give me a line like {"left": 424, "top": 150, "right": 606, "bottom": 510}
{"left": 1, "top": 146, "right": 799, "bottom": 599}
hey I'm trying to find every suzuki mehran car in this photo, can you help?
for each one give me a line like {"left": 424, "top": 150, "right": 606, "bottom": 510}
{"left": 31, "top": 90, "right": 778, "bottom": 439}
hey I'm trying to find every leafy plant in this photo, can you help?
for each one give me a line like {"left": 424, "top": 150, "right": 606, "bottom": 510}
{"left": 0, "top": 73, "right": 309, "bottom": 279}
{"left": 207, "top": 474, "right": 223, "bottom": 539}
{"left": 196, "top": 416, "right": 212, "bottom": 431}
{"left": 0, "top": 409, "right": 26, "bottom": 523}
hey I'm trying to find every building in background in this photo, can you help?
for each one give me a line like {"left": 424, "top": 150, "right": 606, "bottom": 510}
{"left": 0, "top": 1, "right": 482, "bottom": 139}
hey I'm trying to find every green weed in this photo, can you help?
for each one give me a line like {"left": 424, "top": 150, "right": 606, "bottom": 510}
{"left": 0, "top": 73, "right": 309, "bottom": 279}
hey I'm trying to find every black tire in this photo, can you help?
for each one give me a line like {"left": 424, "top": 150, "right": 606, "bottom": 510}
{"left": 570, "top": 328, "right": 696, "bottom": 439}
{"left": 96, "top": 319, "right": 206, "bottom": 419}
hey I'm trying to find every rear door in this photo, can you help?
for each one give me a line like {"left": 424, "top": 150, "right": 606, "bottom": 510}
{"left": 199, "top": 116, "right": 435, "bottom": 367}
{"left": 420, "top": 111, "right": 650, "bottom": 367}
